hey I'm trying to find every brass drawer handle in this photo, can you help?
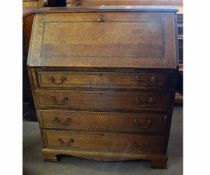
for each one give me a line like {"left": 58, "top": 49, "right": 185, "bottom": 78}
{"left": 150, "top": 76, "right": 156, "bottom": 84}
{"left": 51, "top": 96, "right": 69, "bottom": 105}
{"left": 133, "top": 119, "right": 151, "bottom": 129}
{"left": 57, "top": 138, "right": 74, "bottom": 146}
{"left": 97, "top": 15, "right": 104, "bottom": 23}
{"left": 49, "top": 75, "right": 67, "bottom": 84}
{"left": 136, "top": 75, "right": 141, "bottom": 81}
{"left": 53, "top": 117, "right": 71, "bottom": 125}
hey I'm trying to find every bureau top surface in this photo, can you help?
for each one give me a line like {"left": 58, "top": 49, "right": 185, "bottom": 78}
{"left": 27, "top": 6, "right": 178, "bottom": 69}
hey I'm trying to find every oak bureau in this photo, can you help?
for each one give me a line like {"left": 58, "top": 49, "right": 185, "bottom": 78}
{"left": 27, "top": 6, "right": 178, "bottom": 168}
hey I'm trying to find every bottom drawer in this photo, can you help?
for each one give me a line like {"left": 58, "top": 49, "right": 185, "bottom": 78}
{"left": 43, "top": 130, "right": 166, "bottom": 154}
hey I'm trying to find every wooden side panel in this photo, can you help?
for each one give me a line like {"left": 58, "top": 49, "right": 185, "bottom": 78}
{"left": 163, "top": 14, "right": 177, "bottom": 68}
{"left": 23, "top": 14, "right": 35, "bottom": 49}
{"left": 27, "top": 15, "right": 45, "bottom": 66}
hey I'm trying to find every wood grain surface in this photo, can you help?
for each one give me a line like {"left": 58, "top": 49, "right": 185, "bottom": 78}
{"left": 28, "top": 7, "right": 178, "bottom": 168}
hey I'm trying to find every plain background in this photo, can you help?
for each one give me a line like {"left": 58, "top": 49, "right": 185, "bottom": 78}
{"left": 0, "top": 0, "right": 210, "bottom": 174}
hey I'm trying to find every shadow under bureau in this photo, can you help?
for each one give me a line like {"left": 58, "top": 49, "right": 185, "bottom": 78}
{"left": 27, "top": 6, "right": 178, "bottom": 169}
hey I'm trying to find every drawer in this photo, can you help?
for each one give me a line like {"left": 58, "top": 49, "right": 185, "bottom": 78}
{"left": 37, "top": 71, "right": 175, "bottom": 89}
{"left": 35, "top": 90, "right": 172, "bottom": 111}
{"left": 39, "top": 110, "right": 168, "bottom": 133}
{"left": 43, "top": 130, "right": 165, "bottom": 154}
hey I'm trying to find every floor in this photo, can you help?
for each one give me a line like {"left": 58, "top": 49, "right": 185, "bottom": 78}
{"left": 23, "top": 107, "right": 183, "bottom": 175}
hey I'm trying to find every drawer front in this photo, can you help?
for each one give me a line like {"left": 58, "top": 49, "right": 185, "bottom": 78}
{"left": 37, "top": 71, "right": 175, "bottom": 89}
{"left": 35, "top": 90, "right": 172, "bottom": 111}
{"left": 44, "top": 130, "right": 165, "bottom": 153}
{"left": 39, "top": 110, "right": 168, "bottom": 133}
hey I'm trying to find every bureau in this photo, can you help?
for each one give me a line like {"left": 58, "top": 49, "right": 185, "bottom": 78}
{"left": 27, "top": 6, "right": 178, "bottom": 169}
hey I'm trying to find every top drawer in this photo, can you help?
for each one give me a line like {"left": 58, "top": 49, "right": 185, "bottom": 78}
{"left": 36, "top": 70, "right": 175, "bottom": 89}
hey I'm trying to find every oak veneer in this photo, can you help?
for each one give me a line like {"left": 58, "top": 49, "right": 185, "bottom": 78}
{"left": 28, "top": 6, "right": 178, "bottom": 169}
{"left": 38, "top": 110, "right": 168, "bottom": 133}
